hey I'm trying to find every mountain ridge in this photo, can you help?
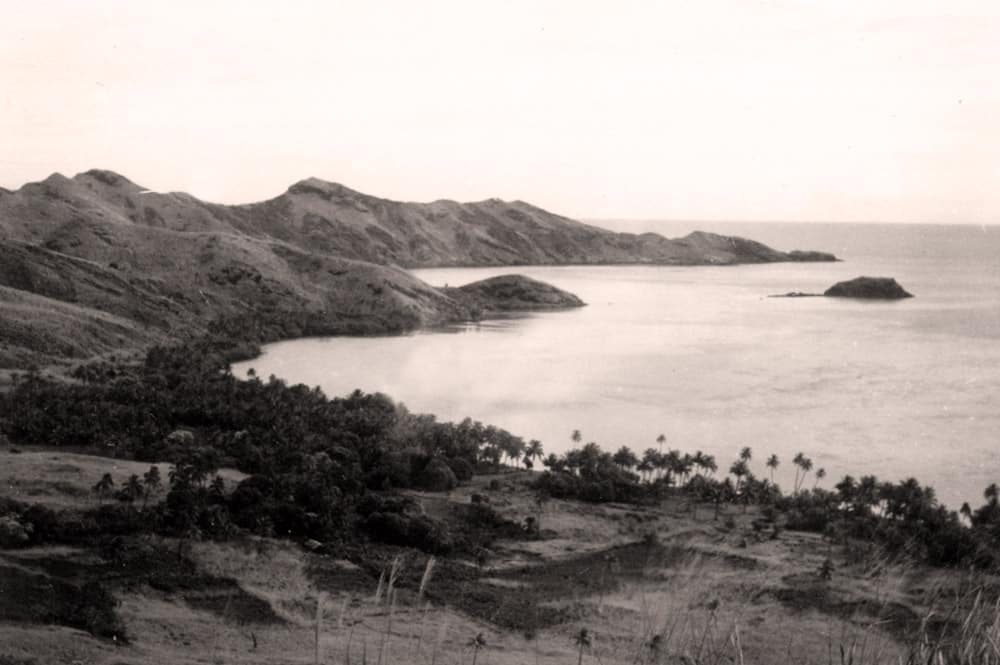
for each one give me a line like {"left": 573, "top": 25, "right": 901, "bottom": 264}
{"left": 0, "top": 169, "right": 836, "bottom": 370}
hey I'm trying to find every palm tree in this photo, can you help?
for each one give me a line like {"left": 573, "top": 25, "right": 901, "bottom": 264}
{"left": 656, "top": 433, "right": 666, "bottom": 452}
{"left": 835, "top": 475, "right": 857, "bottom": 509}
{"left": 641, "top": 449, "right": 659, "bottom": 483}
{"left": 93, "top": 473, "right": 115, "bottom": 504}
{"left": 739, "top": 447, "right": 752, "bottom": 463}
{"left": 574, "top": 627, "right": 592, "bottom": 665}
{"left": 612, "top": 446, "right": 637, "bottom": 471}
{"left": 799, "top": 457, "right": 813, "bottom": 493}
{"left": 813, "top": 467, "right": 826, "bottom": 489}
{"left": 691, "top": 451, "right": 706, "bottom": 478}
{"left": 571, "top": 430, "right": 582, "bottom": 445}
{"left": 526, "top": 440, "right": 544, "bottom": 467}
{"left": 792, "top": 452, "right": 804, "bottom": 493}
{"left": 766, "top": 454, "right": 779, "bottom": 484}
{"left": 729, "top": 459, "right": 749, "bottom": 492}
{"left": 121, "top": 474, "right": 144, "bottom": 511}
{"left": 469, "top": 632, "right": 486, "bottom": 665}
{"left": 702, "top": 454, "right": 717, "bottom": 478}
{"left": 985, "top": 483, "right": 999, "bottom": 505}
{"left": 680, "top": 453, "right": 694, "bottom": 485}
{"left": 792, "top": 452, "right": 813, "bottom": 494}
{"left": 637, "top": 459, "right": 653, "bottom": 483}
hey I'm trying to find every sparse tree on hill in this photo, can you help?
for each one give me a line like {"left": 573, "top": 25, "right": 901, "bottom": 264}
{"left": 210, "top": 475, "right": 226, "bottom": 498}
{"left": 469, "top": 633, "right": 486, "bottom": 665}
{"left": 142, "top": 465, "right": 161, "bottom": 509}
{"left": 118, "top": 474, "right": 144, "bottom": 512}
{"left": 574, "top": 627, "right": 592, "bottom": 665}
{"left": 93, "top": 473, "right": 115, "bottom": 504}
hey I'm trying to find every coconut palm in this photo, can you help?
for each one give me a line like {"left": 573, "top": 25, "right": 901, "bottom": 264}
{"left": 641, "top": 449, "right": 659, "bottom": 483}
{"left": 526, "top": 440, "right": 545, "bottom": 467}
{"left": 766, "top": 454, "right": 779, "bottom": 484}
{"left": 798, "top": 457, "right": 813, "bottom": 493}
{"left": 985, "top": 483, "right": 999, "bottom": 505}
{"left": 691, "top": 451, "right": 706, "bottom": 477}
{"left": 468, "top": 632, "right": 486, "bottom": 665}
{"left": 729, "top": 459, "right": 749, "bottom": 492}
{"left": 93, "top": 472, "right": 115, "bottom": 503}
{"left": 739, "top": 447, "right": 752, "bottom": 463}
{"left": 680, "top": 453, "right": 694, "bottom": 485}
{"left": 665, "top": 450, "right": 683, "bottom": 486}
{"left": 656, "top": 433, "right": 666, "bottom": 452}
{"left": 697, "top": 453, "right": 717, "bottom": 478}
{"left": 574, "top": 627, "right": 592, "bottom": 665}
{"left": 571, "top": 430, "right": 582, "bottom": 444}
{"left": 814, "top": 467, "right": 826, "bottom": 489}
{"left": 612, "top": 446, "right": 638, "bottom": 471}
{"left": 121, "top": 474, "right": 144, "bottom": 509}
{"left": 637, "top": 458, "right": 653, "bottom": 483}
{"left": 792, "top": 452, "right": 813, "bottom": 494}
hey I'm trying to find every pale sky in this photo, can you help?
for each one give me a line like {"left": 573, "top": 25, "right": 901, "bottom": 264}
{"left": 2, "top": 1, "right": 998, "bottom": 223}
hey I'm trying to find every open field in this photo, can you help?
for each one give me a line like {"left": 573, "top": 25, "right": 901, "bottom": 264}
{"left": 4, "top": 451, "right": 987, "bottom": 665}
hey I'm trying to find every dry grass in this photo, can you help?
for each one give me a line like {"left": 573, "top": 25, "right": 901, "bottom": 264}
{"left": 3, "top": 468, "right": 999, "bottom": 665}
{"left": 0, "top": 448, "right": 245, "bottom": 508}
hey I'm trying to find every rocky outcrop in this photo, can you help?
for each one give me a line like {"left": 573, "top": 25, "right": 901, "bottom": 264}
{"left": 824, "top": 277, "right": 913, "bottom": 299}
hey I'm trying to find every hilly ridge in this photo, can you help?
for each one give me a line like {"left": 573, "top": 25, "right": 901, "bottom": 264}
{"left": 0, "top": 169, "right": 836, "bottom": 370}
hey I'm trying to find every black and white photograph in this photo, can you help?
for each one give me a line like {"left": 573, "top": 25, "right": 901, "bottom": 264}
{"left": 1, "top": 2, "right": 999, "bottom": 663}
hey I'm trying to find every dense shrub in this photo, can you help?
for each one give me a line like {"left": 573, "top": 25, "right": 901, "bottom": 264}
{"left": 446, "top": 456, "right": 475, "bottom": 482}
{"left": 361, "top": 512, "right": 454, "bottom": 554}
{"left": 415, "top": 458, "right": 458, "bottom": 492}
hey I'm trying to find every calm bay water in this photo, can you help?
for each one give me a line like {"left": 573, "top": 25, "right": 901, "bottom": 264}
{"left": 233, "top": 222, "right": 1000, "bottom": 509}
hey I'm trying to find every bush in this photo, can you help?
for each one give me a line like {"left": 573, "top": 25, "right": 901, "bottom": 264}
{"left": 0, "top": 515, "right": 31, "bottom": 548}
{"left": 415, "top": 458, "right": 458, "bottom": 492}
{"left": 360, "top": 512, "right": 454, "bottom": 554}
{"left": 446, "top": 456, "right": 475, "bottom": 482}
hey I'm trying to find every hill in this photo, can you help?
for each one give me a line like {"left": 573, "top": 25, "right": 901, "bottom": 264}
{"left": 442, "top": 274, "right": 586, "bottom": 314}
{"left": 0, "top": 170, "right": 835, "bottom": 369}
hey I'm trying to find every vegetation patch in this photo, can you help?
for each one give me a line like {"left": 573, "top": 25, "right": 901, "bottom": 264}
{"left": 0, "top": 564, "right": 126, "bottom": 641}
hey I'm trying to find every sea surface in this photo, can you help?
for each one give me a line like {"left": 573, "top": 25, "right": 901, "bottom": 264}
{"left": 233, "top": 222, "right": 1000, "bottom": 510}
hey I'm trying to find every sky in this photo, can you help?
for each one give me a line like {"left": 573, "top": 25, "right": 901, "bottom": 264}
{"left": 1, "top": 1, "right": 998, "bottom": 223}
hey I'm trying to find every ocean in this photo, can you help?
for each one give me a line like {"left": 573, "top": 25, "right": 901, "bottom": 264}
{"left": 232, "top": 222, "right": 1000, "bottom": 510}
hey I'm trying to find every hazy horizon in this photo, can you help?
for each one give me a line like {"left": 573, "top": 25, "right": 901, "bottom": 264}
{"left": 3, "top": 1, "right": 998, "bottom": 224}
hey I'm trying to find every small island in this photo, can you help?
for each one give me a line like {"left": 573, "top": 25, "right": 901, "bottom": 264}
{"left": 771, "top": 276, "right": 914, "bottom": 300}
{"left": 441, "top": 274, "right": 586, "bottom": 315}
{"left": 824, "top": 276, "right": 913, "bottom": 299}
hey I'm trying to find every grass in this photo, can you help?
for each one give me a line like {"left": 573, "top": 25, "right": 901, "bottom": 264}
{"left": 2, "top": 469, "right": 999, "bottom": 664}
